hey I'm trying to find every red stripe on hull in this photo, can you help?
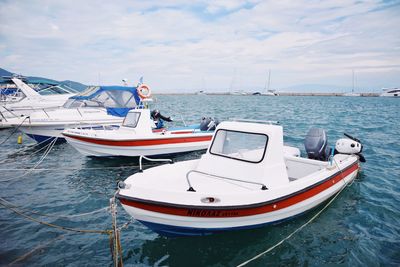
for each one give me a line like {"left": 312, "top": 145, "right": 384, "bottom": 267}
{"left": 64, "top": 134, "right": 212, "bottom": 147}
{"left": 119, "top": 162, "right": 359, "bottom": 218}
{"left": 170, "top": 131, "right": 195, "bottom": 134}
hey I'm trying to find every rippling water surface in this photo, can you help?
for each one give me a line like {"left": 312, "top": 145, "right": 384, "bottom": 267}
{"left": 0, "top": 95, "right": 399, "bottom": 266}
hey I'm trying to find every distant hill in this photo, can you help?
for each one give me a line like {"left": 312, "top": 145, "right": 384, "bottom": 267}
{"left": 0, "top": 67, "right": 87, "bottom": 91}
{"left": 25, "top": 76, "right": 60, "bottom": 85}
{"left": 0, "top": 67, "right": 13, "bottom": 77}
{"left": 0, "top": 68, "right": 14, "bottom": 83}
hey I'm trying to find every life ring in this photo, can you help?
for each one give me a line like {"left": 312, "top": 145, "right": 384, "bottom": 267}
{"left": 137, "top": 84, "right": 152, "bottom": 99}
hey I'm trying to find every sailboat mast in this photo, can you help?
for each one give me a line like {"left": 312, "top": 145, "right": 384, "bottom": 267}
{"left": 264, "top": 70, "right": 271, "bottom": 93}
{"left": 352, "top": 69, "right": 355, "bottom": 93}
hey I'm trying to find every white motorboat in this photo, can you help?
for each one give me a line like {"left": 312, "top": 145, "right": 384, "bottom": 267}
{"left": 116, "top": 120, "right": 365, "bottom": 236}
{"left": 3, "top": 84, "right": 151, "bottom": 143}
{"left": 380, "top": 88, "right": 400, "bottom": 97}
{"left": 0, "top": 77, "right": 77, "bottom": 128}
{"left": 62, "top": 109, "right": 217, "bottom": 157}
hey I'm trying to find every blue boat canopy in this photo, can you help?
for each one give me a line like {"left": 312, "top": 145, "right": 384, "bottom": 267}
{"left": 63, "top": 86, "right": 143, "bottom": 117}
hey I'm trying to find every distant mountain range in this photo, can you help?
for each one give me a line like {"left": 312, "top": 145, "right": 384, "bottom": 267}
{"left": 0, "top": 67, "right": 13, "bottom": 77}
{"left": 0, "top": 67, "right": 87, "bottom": 91}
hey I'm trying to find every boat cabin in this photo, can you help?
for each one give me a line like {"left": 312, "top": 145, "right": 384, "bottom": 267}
{"left": 192, "top": 121, "right": 334, "bottom": 189}
{"left": 121, "top": 109, "right": 154, "bottom": 134}
{"left": 195, "top": 121, "right": 289, "bottom": 188}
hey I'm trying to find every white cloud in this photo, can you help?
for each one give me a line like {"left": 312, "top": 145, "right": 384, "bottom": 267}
{"left": 0, "top": 0, "right": 399, "bottom": 91}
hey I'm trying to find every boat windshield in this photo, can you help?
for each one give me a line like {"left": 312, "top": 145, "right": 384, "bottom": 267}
{"left": 62, "top": 98, "right": 85, "bottom": 108}
{"left": 63, "top": 87, "right": 138, "bottom": 109}
{"left": 76, "top": 86, "right": 100, "bottom": 97}
{"left": 210, "top": 129, "right": 268, "bottom": 163}
{"left": 90, "top": 90, "right": 137, "bottom": 108}
{"left": 0, "top": 87, "right": 25, "bottom": 102}
{"left": 37, "top": 85, "right": 76, "bottom": 95}
{"left": 122, "top": 112, "right": 141, "bottom": 128}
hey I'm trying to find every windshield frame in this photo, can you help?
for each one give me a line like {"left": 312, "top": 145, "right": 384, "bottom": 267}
{"left": 209, "top": 129, "right": 269, "bottom": 164}
{"left": 122, "top": 111, "right": 141, "bottom": 128}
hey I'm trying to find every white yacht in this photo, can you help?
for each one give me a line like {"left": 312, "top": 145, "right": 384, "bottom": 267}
{"left": 380, "top": 88, "right": 400, "bottom": 97}
{"left": 0, "top": 77, "right": 77, "bottom": 128}
{"left": 3, "top": 84, "right": 152, "bottom": 143}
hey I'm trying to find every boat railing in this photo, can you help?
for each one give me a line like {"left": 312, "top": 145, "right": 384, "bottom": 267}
{"left": 229, "top": 118, "right": 280, "bottom": 125}
{"left": 76, "top": 108, "right": 83, "bottom": 117}
{"left": 0, "top": 109, "right": 8, "bottom": 121}
{"left": 0, "top": 106, "right": 17, "bottom": 118}
{"left": 139, "top": 155, "right": 173, "bottom": 172}
{"left": 41, "top": 108, "right": 50, "bottom": 118}
{"left": 185, "top": 169, "right": 268, "bottom": 192}
{"left": 180, "top": 115, "right": 187, "bottom": 127}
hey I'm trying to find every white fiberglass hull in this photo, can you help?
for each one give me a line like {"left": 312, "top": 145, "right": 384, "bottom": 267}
{"left": 117, "top": 155, "right": 359, "bottom": 236}
{"left": 63, "top": 131, "right": 212, "bottom": 157}
{"left": 3, "top": 107, "right": 124, "bottom": 142}
{"left": 17, "top": 121, "right": 122, "bottom": 143}
{"left": 0, "top": 95, "right": 72, "bottom": 129}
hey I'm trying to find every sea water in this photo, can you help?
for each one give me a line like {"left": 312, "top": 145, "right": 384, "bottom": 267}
{"left": 0, "top": 95, "right": 399, "bottom": 266}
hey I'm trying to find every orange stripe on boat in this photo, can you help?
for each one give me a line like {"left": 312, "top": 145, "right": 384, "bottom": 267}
{"left": 118, "top": 162, "right": 359, "bottom": 218}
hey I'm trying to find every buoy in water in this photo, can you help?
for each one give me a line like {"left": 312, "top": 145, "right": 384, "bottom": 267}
{"left": 17, "top": 135, "right": 22, "bottom": 144}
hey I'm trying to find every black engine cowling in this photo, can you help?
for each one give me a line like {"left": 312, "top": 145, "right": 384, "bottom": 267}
{"left": 200, "top": 117, "right": 219, "bottom": 131}
{"left": 304, "top": 128, "right": 331, "bottom": 161}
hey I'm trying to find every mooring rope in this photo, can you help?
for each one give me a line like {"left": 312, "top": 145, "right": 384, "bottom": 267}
{"left": 0, "top": 200, "right": 111, "bottom": 234}
{"left": 236, "top": 163, "right": 356, "bottom": 267}
{"left": 0, "top": 165, "right": 153, "bottom": 171}
{"left": 0, "top": 116, "right": 29, "bottom": 146}
{"left": 0, "top": 135, "right": 55, "bottom": 164}
{"left": 8, "top": 234, "right": 65, "bottom": 266}
{"left": 0, "top": 197, "right": 109, "bottom": 219}
{"left": 0, "top": 137, "right": 58, "bottom": 183}
{"left": 110, "top": 190, "right": 124, "bottom": 267}
{"left": 0, "top": 194, "right": 125, "bottom": 266}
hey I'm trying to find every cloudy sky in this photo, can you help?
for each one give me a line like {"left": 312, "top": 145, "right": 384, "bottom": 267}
{"left": 0, "top": 0, "right": 399, "bottom": 92}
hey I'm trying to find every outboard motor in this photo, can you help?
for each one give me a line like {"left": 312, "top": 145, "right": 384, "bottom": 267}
{"left": 335, "top": 133, "right": 366, "bottom": 162}
{"left": 304, "top": 128, "right": 331, "bottom": 161}
{"left": 200, "top": 117, "right": 219, "bottom": 131}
